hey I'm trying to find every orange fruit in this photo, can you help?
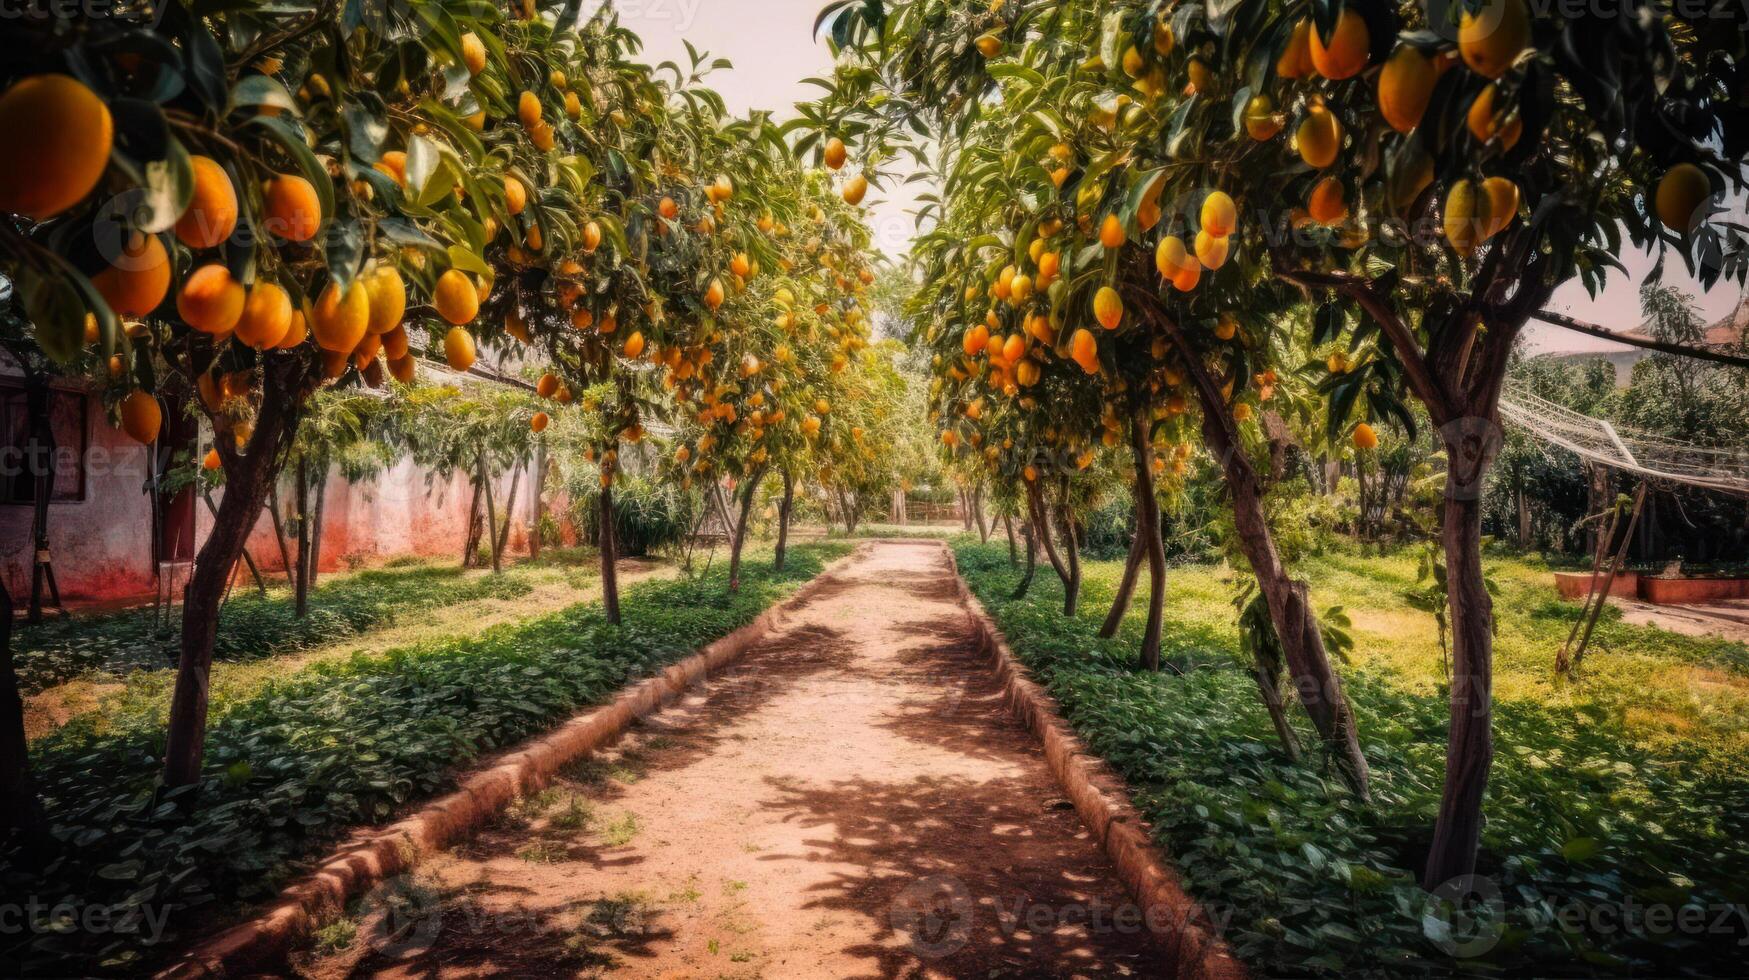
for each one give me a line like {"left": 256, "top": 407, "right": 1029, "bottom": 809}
{"left": 1243, "top": 94, "right": 1283, "bottom": 141}
{"left": 311, "top": 279, "right": 370, "bottom": 352}
{"left": 731, "top": 252, "right": 751, "bottom": 278}
{"left": 276, "top": 309, "right": 308, "bottom": 350}
{"left": 583, "top": 220, "right": 602, "bottom": 252}
{"left": 1201, "top": 190, "right": 1237, "bottom": 237}
{"left": 382, "top": 324, "right": 410, "bottom": 360}
{"left": 824, "top": 136, "right": 847, "bottom": 170}
{"left": 704, "top": 277, "right": 725, "bottom": 311}
{"left": 1233, "top": 403, "right": 1254, "bottom": 422}
{"left": 658, "top": 196, "right": 679, "bottom": 219}
{"left": 1459, "top": 0, "right": 1530, "bottom": 80}
{"left": 1480, "top": 176, "right": 1520, "bottom": 239}
{"left": 1353, "top": 422, "right": 1379, "bottom": 449}
{"left": 623, "top": 330, "right": 646, "bottom": 358}
{"left": 1309, "top": 10, "right": 1370, "bottom": 80}
{"left": 1442, "top": 179, "right": 1491, "bottom": 256}
{"left": 118, "top": 390, "right": 161, "bottom": 444}
{"left": 1655, "top": 163, "right": 1712, "bottom": 234}
{"left": 234, "top": 282, "right": 293, "bottom": 349}
{"left": 1215, "top": 312, "right": 1239, "bottom": 340}
{"left": 1093, "top": 286, "right": 1123, "bottom": 330}
{"left": 1100, "top": 213, "right": 1125, "bottom": 249}
{"left": 537, "top": 372, "right": 560, "bottom": 398}
{"left": 265, "top": 173, "right": 321, "bottom": 242}
{"left": 351, "top": 333, "right": 382, "bottom": 369}
{"left": 530, "top": 411, "right": 549, "bottom": 433}
{"left": 320, "top": 347, "right": 351, "bottom": 380}
{"left": 1296, "top": 105, "right": 1342, "bottom": 169}
{"left": 504, "top": 177, "right": 527, "bottom": 215}
{"left": 175, "top": 156, "right": 239, "bottom": 249}
{"left": 92, "top": 232, "right": 171, "bottom": 317}
{"left": 433, "top": 269, "right": 479, "bottom": 325}
{"left": 1070, "top": 328, "right": 1099, "bottom": 374}
{"left": 0, "top": 74, "right": 113, "bottom": 220}
{"left": 460, "top": 32, "right": 487, "bottom": 74}
{"left": 443, "top": 326, "right": 476, "bottom": 371}
{"left": 364, "top": 265, "right": 406, "bottom": 334}
{"left": 1170, "top": 257, "right": 1201, "bottom": 292}
{"left": 1277, "top": 20, "right": 1315, "bottom": 79}
{"left": 1155, "top": 235, "right": 1189, "bottom": 279}
{"left": 1379, "top": 45, "right": 1435, "bottom": 133}
{"left": 963, "top": 323, "right": 990, "bottom": 356}
{"left": 843, "top": 174, "right": 869, "bottom": 206}
{"left": 1194, "top": 231, "right": 1229, "bottom": 270}
{"left": 1308, "top": 176, "right": 1348, "bottom": 224}
{"left": 517, "top": 90, "right": 542, "bottom": 129}
{"left": 375, "top": 150, "right": 407, "bottom": 187}
{"left": 177, "top": 264, "right": 246, "bottom": 334}
{"left": 202, "top": 448, "right": 222, "bottom": 471}
{"left": 388, "top": 354, "right": 416, "bottom": 384}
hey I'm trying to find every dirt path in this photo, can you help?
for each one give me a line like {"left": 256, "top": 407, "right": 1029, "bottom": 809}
{"left": 302, "top": 541, "right": 1162, "bottom": 979}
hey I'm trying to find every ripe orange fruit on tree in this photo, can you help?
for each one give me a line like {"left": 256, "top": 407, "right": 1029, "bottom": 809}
{"left": 623, "top": 330, "right": 646, "bottom": 358}
{"left": 731, "top": 252, "right": 751, "bottom": 278}
{"left": 1654, "top": 163, "right": 1711, "bottom": 234}
{"left": 824, "top": 136, "right": 847, "bottom": 170}
{"left": 1233, "top": 403, "right": 1254, "bottom": 422}
{"left": 518, "top": 90, "right": 542, "bottom": 129}
{"left": 0, "top": 74, "right": 113, "bottom": 220}
{"left": 176, "top": 156, "right": 239, "bottom": 249}
{"left": 202, "top": 448, "right": 221, "bottom": 471}
{"left": 1170, "top": 257, "right": 1201, "bottom": 292}
{"left": 1459, "top": 0, "right": 1530, "bottom": 79}
{"left": 374, "top": 150, "right": 407, "bottom": 187}
{"left": 1071, "top": 328, "right": 1099, "bottom": 373}
{"left": 530, "top": 412, "right": 549, "bottom": 433}
{"left": 704, "top": 277, "right": 725, "bottom": 310}
{"left": 1094, "top": 286, "right": 1123, "bottom": 330}
{"left": 1201, "top": 190, "right": 1236, "bottom": 237}
{"left": 433, "top": 269, "right": 479, "bottom": 325}
{"left": 277, "top": 309, "right": 308, "bottom": 350}
{"left": 265, "top": 173, "right": 321, "bottom": 242}
{"left": 1353, "top": 422, "right": 1379, "bottom": 449}
{"left": 1100, "top": 214, "right": 1125, "bottom": 249}
{"left": 1310, "top": 10, "right": 1370, "bottom": 80}
{"left": 583, "top": 220, "right": 603, "bottom": 252}
{"left": 119, "top": 390, "right": 161, "bottom": 444}
{"left": 364, "top": 266, "right": 406, "bottom": 334}
{"left": 1156, "top": 235, "right": 1190, "bottom": 279}
{"left": 975, "top": 34, "right": 1003, "bottom": 58}
{"left": 1244, "top": 94, "right": 1283, "bottom": 140}
{"left": 92, "top": 232, "right": 170, "bottom": 317}
{"left": 1297, "top": 106, "right": 1342, "bottom": 169}
{"left": 351, "top": 333, "right": 382, "bottom": 369}
{"left": 234, "top": 282, "right": 293, "bottom": 349}
{"left": 1277, "top": 20, "right": 1315, "bottom": 79}
{"left": 843, "top": 174, "right": 869, "bottom": 206}
{"left": 312, "top": 279, "right": 370, "bottom": 351}
{"left": 1481, "top": 176, "right": 1520, "bottom": 239}
{"left": 1194, "top": 231, "right": 1228, "bottom": 271}
{"left": 1309, "top": 177, "right": 1348, "bottom": 224}
{"left": 460, "top": 32, "right": 487, "bottom": 74}
{"left": 178, "top": 264, "right": 246, "bottom": 335}
{"left": 444, "top": 326, "right": 476, "bottom": 371}
{"left": 382, "top": 324, "right": 409, "bottom": 360}
{"left": 388, "top": 355, "right": 416, "bottom": 384}
{"left": 1443, "top": 179, "right": 1491, "bottom": 256}
{"left": 1010, "top": 273, "right": 1033, "bottom": 303}
{"left": 963, "top": 323, "right": 990, "bottom": 356}
{"left": 504, "top": 177, "right": 527, "bottom": 215}
{"left": 1379, "top": 45, "right": 1436, "bottom": 133}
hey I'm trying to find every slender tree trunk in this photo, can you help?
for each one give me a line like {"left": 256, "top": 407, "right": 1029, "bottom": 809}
{"left": 599, "top": 463, "right": 621, "bottom": 626}
{"left": 495, "top": 467, "right": 522, "bottom": 562}
{"left": 1027, "top": 480, "right": 1070, "bottom": 591}
{"left": 1515, "top": 484, "right": 1531, "bottom": 549}
{"left": 1, "top": 575, "right": 48, "bottom": 850}
{"left": 295, "top": 457, "right": 310, "bottom": 617}
{"left": 1125, "top": 411, "right": 1167, "bottom": 669}
{"left": 838, "top": 488, "right": 858, "bottom": 535}
{"left": 1003, "top": 512, "right": 1018, "bottom": 566}
{"left": 775, "top": 470, "right": 794, "bottom": 572}
{"left": 1251, "top": 642, "right": 1304, "bottom": 761}
{"left": 1055, "top": 483, "right": 1081, "bottom": 616}
{"left": 529, "top": 441, "right": 546, "bottom": 561}
{"left": 1098, "top": 519, "right": 1147, "bottom": 639}
{"left": 308, "top": 467, "right": 327, "bottom": 590}
{"left": 268, "top": 484, "right": 294, "bottom": 586}
{"left": 1166, "top": 315, "right": 1370, "bottom": 799}
{"left": 164, "top": 363, "right": 307, "bottom": 787}
{"left": 462, "top": 474, "right": 483, "bottom": 568}
{"left": 1424, "top": 480, "right": 1493, "bottom": 886}
{"left": 972, "top": 484, "right": 989, "bottom": 542}
{"left": 481, "top": 452, "right": 502, "bottom": 574}
{"left": 729, "top": 466, "right": 767, "bottom": 590}
{"left": 1012, "top": 513, "right": 1038, "bottom": 598}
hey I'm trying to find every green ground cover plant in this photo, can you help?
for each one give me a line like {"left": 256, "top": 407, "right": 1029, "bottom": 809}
{"left": 953, "top": 539, "right": 1749, "bottom": 976}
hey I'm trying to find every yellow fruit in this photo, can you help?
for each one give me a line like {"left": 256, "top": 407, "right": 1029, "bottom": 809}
{"left": 843, "top": 174, "right": 869, "bottom": 206}
{"left": 177, "top": 264, "right": 246, "bottom": 335}
{"left": 265, "top": 173, "right": 322, "bottom": 242}
{"left": 1100, "top": 213, "right": 1125, "bottom": 249}
{"left": 363, "top": 266, "right": 406, "bottom": 335}
{"left": 975, "top": 34, "right": 1003, "bottom": 58}
{"left": 1155, "top": 235, "right": 1189, "bottom": 279}
{"left": 0, "top": 74, "right": 113, "bottom": 220}
{"left": 1215, "top": 312, "right": 1238, "bottom": 341}
{"left": 504, "top": 177, "right": 527, "bottom": 215}
{"left": 528, "top": 122, "right": 554, "bottom": 152}
{"left": 1277, "top": 19, "right": 1315, "bottom": 79}
{"left": 1443, "top": 179, "right": 1491, "bottom": 256}
{"left": 1310, "top": 10, "right": 1370, "bottom": 80}
{"left": 1153, "top": 20, "right": 1175, "bottom": 56}
{"left": 1480, "top": 176, "right": 1520, "bottom": 239}
{"left": 1194, "top": 231, "right": 1229, "bottom": 270}
{"left": 1353, "top": 422, "right": 1379, "bottom": 449}
{"left": 176, "top": 156, "right": 239, "bottom": 250}
{"left": 582, "top": 220, "right": 602, "bottom": 253}
{"left": 1170, "top": 257, "right": 1201, "bottom": 292}
{"left": 1037, "top": 250, "right": 1060, "bottom": 286}
{"left": 1654, "top": 163, "right": 1712, "bottom": 234}
{"left": 1093, "top": 286, "right": 1123, "bottom": 330}
{"left": 564, "top": 91, "right": 581, "bottom": 120}
{"left": 460, "top": 32, "right": 487, "bottom": 74}
{"left": 1071, "top": 328, "right": 1099, "bottom": 374}
{"left": 1297, "top": 106, "right": 1342, "bottom": 169}
{"left": 433, "top": 269, "right": 479, "bottom": 325}
{"left": 1244, "top": 94, "right": 1283, "bottom": 141}
{"left": 1459, "top": 0, "right": 1530, "bottom": 80}
{"left": 234, "top": 282, "right": 293, "bottom": 350}
{"left": 1379, "top": 45, "right": 1436, "bottom": 133}
{"left": 1010, "top": 274, "right": 1034, "bottom": 304}
{"left": 381, "top": 323, "right": 409, "bottom": 360}
{"left": 1308, "top": 176, "right": 1348, "bottom": 224}
{"left": 92, "top": 232, "right": 171, "bottom": 317}
{"left": 1200, "top": 191, "right": 1236, "bottom": 237}
{"left": 824, "top": 136, "right": 847, "bottom": 170}
{"left": 311, "top": 279, "right": 370, "bottom": 352}
{"left": 119, "top": 390, "right": 162, "bottom": 445}
{"left": 518, "top": 90, "right": 542, "bottom": 129}
{"left": 443, "top": 326, "right": 476, "bottom": 371}
{"left": 1466, "top": 84, "right": 1518, "bottom": 148}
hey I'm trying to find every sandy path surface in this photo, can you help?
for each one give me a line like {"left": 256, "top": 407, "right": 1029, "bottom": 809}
{"left": 302, "top": 541, "right": 1162, "bottom": 979}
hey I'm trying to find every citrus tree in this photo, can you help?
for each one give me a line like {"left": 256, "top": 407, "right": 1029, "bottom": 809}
{"left": 811, "top": 0, "right": 1749, "bottom": 883}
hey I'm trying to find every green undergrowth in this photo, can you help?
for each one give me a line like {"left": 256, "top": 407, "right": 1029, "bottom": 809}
{"left": 0, "top": 543, "right": 846, "bottom": 976}
{"left": 953, "top": 539, "right": 1749, "bottom": 977}
{"left": 13, "top": 561, "right": 539, "bottom": 694}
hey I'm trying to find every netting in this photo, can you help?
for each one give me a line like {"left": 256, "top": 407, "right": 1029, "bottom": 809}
{"left": 1498, "top": 381, "right": 1749, "bottom": 496}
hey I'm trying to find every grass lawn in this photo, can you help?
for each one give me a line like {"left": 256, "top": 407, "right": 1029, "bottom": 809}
{"left": 1, "top": 543, "right": 847, "bottom": 976}
{"left": 953, "top": 538, "right": 1749, "bottom": 976}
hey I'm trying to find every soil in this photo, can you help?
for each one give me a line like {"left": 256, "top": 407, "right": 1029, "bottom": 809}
{"left": 296, "top": 541, "right": 1163, "bottom": 979}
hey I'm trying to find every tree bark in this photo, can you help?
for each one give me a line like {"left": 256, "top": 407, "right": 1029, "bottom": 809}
{"left": 295, "top": 456, "right": 310, "bottom": 618}
{"left": 462, "top": 473, "right": 483, "bottom": 568}
{"left": 1026, "top": 479, "right": 1070, "bottom": 592}
{"left": 1003, "top": 512, "right": 1017, "bottom": 566}
{"left": 481, "top": 451, "right": 501, "bottom": 574}
{"left": 729, "top": 466, "right": 767, "bottom": 590}
{"left": 1126, "top": 410, "right": 1167, "bottom": 670}
{"left": 972, "top": 484, "right": 989, "bottom": 542}
{"left": 1055, "top": 482, "right": 1081, "bottom": 616}
{"left": 495, "top": 466, "right": 522, "bottom": 563}
{"left": 1012, "top": 513, "right": 1038, "bottom": 599}
{"left": 1, "top": 575, "right": 48, "bottom": 850}
{"left": 775, "top": 470, "right": 794, "bottom": 572}
{"left": 268, "top": 484, "right": 294, "bottom": 586}
{"left": 1098, "top": 516, "right": 1146, "bottom": 639}
{"left": 599, "top": 461, "right": 621, "bottom": 626}
{"left": 529, "top": 440, "right": 546, "bottom": 561}
{"left": 164, "top": 359, "right": 308, "bottom": 787}
{"left": 308, "top": 466, "right": 327, "bottom": 589}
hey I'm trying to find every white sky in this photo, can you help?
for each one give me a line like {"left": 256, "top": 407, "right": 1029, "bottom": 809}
{"left": 630, "top": 0, "right": 1748, "bottom": 353}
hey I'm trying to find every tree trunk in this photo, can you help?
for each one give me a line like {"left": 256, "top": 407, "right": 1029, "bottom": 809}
{"left": 1, "top": 575, "right": 48, "bottom": 850}
{"left": 599, "top": 467, "right": 621, "bottom": 626}
{"left": 1515, "top": 483, "right": 1531, "bottom": 550}
{"left": 462, "top": 474, "right": 483, "bottom": 568}
{"left": 775, "top": 470, "right": 794, "bottom": 572}
{"left": 838, "top": 487, "right": 858, "bottom": 535}
{"left": 164, "top": 361, "right": 307, "bottom": 787}
{"left": 295, "top": 457, "right": 310, "bottom": 618}
{"left": 495, "top": 466, "right": 522, "bottom": 563}
{"left": 1026, "top": 480, "right": 1070, "bottom": 591}
{"left": 1127, "top": 411, "right": 1167, "bottom": 669}
{"left": 1167, "top": 316, "right": 1370, "bottom": 799}
{"left": 1003, "top": 512, "right": 1017, "bottom": 566}
{"left": 268, "top": 484, "right": 294, "bottom": 587}
{"left": 1012, "top": 513, "right": 1038, "bottom": 599}
{"left": 729, "top": 466, "right": 767, "bottom": 590}
{"left": 1424, "top": 480, "right": 1493, "bottom": 887}
{"left": 972, "top": 484, "right": 989, "bottom": 542}
{"left": 308, "top": 466, "right": 327, "bottom": 590}
{"left": 481, "top": 451, "right": 501, "bottom": 574}
{"left": 529, "top": 440, "right": 546, "bottom": 561}
{"left": 1098, "top": 518, "right": 1146, "bottom": 639}
{"left": 1055, "top": 484, "right": 1081, "bottom": 617}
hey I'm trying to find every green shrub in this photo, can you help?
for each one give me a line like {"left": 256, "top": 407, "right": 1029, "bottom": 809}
{"left": 575, "top": 474, "right": 696, "bottom": 557}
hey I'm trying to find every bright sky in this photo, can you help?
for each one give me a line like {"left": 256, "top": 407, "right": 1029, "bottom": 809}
{"left": 630, "top": 0, "right": 1748, "bottom": 353}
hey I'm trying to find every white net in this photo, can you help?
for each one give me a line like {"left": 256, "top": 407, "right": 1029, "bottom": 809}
{"left": 1498, "top": 382, "right": 1749, "bottom": 496}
